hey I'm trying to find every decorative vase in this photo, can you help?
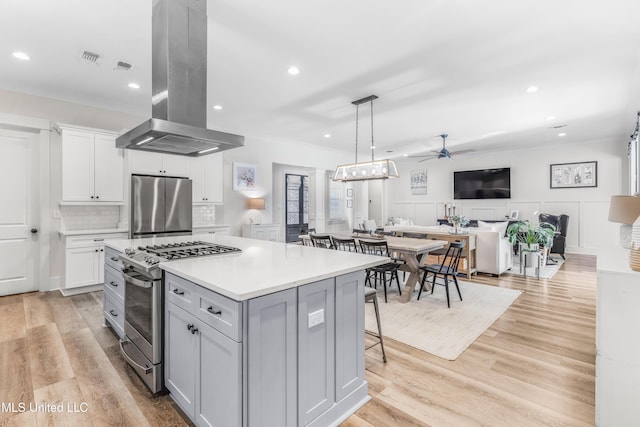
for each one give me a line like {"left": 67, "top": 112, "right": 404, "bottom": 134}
{"left": 453, "top": 222, "right": 460, "bottom": 234}
{"left": 520, "top": 243, "right": 540, "bottom": 267}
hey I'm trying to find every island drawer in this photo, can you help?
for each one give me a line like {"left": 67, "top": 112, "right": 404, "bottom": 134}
{"left": 194, "top": 287, "right": 242, "bottom": 342}
{"left": 104, "top": 291, "right": 124, "bottom": 338}
{"left": 165, "top": 273, "right": 196, "bottom": 313}
{"left": 105, "top": 247, "right": 124, "bottom": 271}
{"left": 104, "top": 264, "right": 125, "bottom": 300}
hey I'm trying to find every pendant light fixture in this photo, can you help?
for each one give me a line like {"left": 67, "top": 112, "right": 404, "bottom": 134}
{"left": 333, "top": 95, "right": 399, "bottom": 182}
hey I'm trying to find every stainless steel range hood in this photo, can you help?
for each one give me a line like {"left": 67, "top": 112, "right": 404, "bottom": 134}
{"left": 116, "top": 0, "right": 244, "bottom": 156}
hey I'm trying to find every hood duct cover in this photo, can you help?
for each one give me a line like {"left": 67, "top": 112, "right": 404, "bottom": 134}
{"left": 116, "top": 0, "right": 244, "bottom": 156}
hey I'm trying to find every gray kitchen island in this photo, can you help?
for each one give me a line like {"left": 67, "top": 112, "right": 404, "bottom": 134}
{"left": 104, "top": 234, "right": 388, "bottom": 427}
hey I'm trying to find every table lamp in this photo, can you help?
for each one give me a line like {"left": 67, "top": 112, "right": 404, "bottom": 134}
{"left": 246, "top": 197, "right": 265, "bottom": 224}
{"left": 608, "top": 195, "right": 640, "bottom": 249}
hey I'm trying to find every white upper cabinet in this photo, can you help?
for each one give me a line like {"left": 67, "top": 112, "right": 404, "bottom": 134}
{"left": 60, "top": 126, "right": 124, "bottom": 203}
{"left": 192, "top": 154, "right": 223, "bottom": 204}
{"left": 129, "top": 150, "right": 189, "bottom": 178}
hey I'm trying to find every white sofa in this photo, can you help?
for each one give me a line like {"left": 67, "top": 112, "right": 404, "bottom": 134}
{"left": 384, "top": 224, "right": 513, "bottom": 276}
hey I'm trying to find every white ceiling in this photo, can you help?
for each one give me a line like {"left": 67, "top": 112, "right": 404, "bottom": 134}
{"left": 2, "top": 0, "right": 640, "bottom": 159}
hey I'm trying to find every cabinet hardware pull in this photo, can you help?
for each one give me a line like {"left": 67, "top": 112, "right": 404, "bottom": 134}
{"left": 109, "top": 310, "right": 117, "bottom": 317}
{"left": 110, "top": 257, "right": 118, "bottom": 261}
{"left": 96, "top": 195, "right": 99, "bottom": 199}
{"left": 173, "top": 289, "right": 184, "bottom": 296}
{"left": 109, "top": 281, "right": 117, "bottom": 287}
{"left": 95, "top": 249, "right": 99, "bottom": 252}
{"left": 100, "top": 249, "right": 104, "bottom": 252}
{"left": 187, "top": 323, "right": 198, "bottom": 334}
{"left": 90, "top": 196, "right": 94, "bottom": 199}
{"left": 94, "top": 238, "right": 104, "bottom": 242}
{"left": 191, "top": 326, "right": 198, "bottom": 334}
{"left": 207, "top": 306, "right": 222, "bottom": 316}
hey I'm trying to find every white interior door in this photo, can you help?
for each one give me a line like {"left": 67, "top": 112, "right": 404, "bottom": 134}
{"left": 0, "top": 127, "right": 39, "bottom": 296}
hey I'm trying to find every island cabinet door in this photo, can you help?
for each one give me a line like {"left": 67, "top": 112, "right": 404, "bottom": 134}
{"left": 196, "top": 321, "right": 242, "bottom": 427}
{"left": 247, "top": 288, "right": 297, "bottom": 427}
{"left": 298, "top": 278, "right": 336, "bottom": 425}
{"left": 335, "top": 271, "right": 365, "bottom": 401}
{"left": 165, "top": 303, "right": 197, "bottom": 418}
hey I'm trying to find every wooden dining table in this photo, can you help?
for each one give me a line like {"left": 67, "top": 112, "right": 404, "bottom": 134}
{"left": 299, "top": 233, "right": 447, "bottom": 303}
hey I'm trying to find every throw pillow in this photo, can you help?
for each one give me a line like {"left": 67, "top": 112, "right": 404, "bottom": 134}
{"left": 477, "top": 220, "right": 509, "bottom": 237}
{"left": 477, "top": 220, "right": 494, "bottom": 230}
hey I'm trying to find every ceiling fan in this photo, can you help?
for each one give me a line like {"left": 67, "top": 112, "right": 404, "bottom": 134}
{"left": 409, "top": 134, "right": 475, "bottom": 162}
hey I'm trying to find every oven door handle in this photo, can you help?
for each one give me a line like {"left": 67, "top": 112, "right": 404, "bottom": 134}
{"left": 123, "top": 272, "right": 154, "bottom": 289}
{"left": 120, "top": 339, "right": 152, "bottom": 374}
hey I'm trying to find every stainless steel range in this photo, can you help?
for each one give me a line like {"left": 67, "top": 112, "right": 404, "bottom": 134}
{"left": 118, "top": 241, "right": 241, "bottom": 393}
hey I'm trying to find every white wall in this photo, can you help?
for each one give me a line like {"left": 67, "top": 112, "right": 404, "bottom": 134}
{"left": 386, "top": 139, "right": 627, "bottom": 254}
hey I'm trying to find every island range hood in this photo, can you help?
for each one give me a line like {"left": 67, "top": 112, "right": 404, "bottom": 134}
{"left": 116, "top": 0, "right": 244, "bottom": 156}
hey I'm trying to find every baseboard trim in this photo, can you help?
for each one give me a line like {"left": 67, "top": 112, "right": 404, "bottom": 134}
{"left": 59, "top": 284, "right": 103, "bottom": 297}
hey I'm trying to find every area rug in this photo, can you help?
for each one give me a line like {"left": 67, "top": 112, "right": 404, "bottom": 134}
{"left": 506, "top": 256, "right": 564, "bottom": 279}
{"left": 364, "top": 281, "right": 521, "bottom": 360}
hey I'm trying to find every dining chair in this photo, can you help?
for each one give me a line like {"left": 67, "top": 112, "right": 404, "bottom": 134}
{"left": 331, "top": 236, "right": 358, "bottom": 252}
{"left": 310, "top": 234, "right": 334, "bottom": 249}
{"left": 401, "top": 231, "right": 427, "bottom": 239}
{"left": 418, "top": 241, "right": 466, "bottom": 308}
{"left": 359, "top": 240, "right": 401, "bottom": 303}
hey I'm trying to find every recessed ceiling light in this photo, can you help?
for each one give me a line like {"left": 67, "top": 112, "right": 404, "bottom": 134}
{"left": 386, "top": 150, "right": 394, "bottom": 153}
{"left": 526, "top": 86, "right": 539, "bottom": 93}
{"left": 213, "top": 105, "right": 223, "bottom": 110}
{"left": 558, "top": 132, "right": 566, "bottom": 137}
{"left": 370, "top": 146, "right": 376, "bottom": 150}
{"left": 12, "top": 51, "right": 30, "bottom": 61}
{"left": 403, "top": 153, "right": 409, "bottom": 157}
{"left": 323, "top": 134, "right": 331, "bottom": 138}
{"left": 128, "top": 82, "right": 140, "bottom": 89}
{"left": 545, "top": 115, "right": 556, "bottom": 120}
{"left": 287, "top": 66, "right": 300, "bottom": 76}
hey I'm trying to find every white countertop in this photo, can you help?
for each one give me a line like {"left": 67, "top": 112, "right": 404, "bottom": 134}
{"left": 105, "top": 234, "right": 389, "bottom": 301}
{"left": 192, "top": 224, "right": 230, "bottom": 229}
{"left": 597, "top": 246, "right": 639, "bottom": 275}
{"left": 58, "top": 228, "right": 128, "bottom": 236}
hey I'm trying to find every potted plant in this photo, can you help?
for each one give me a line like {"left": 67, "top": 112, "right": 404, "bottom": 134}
{"left": 506, "top": 220, "right": 556, "bottom": 266}
{"left": 449, "top": 214, "right": 470, "bottom": 234}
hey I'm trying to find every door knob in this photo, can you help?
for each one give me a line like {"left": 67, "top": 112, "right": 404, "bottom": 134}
{"left": 30, "top": 228, "right": 38, "bottom": 234}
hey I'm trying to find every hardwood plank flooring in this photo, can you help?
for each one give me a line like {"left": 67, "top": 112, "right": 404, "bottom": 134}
{"left": 0, "top": 254, "right": 596, "bottom": 426}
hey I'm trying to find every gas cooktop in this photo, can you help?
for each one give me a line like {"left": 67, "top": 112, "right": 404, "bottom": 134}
{"left": 120, "top": 241, "right": 242, "bottom": 273}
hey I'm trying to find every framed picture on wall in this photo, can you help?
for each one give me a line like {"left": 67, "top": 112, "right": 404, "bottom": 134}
{"left": 347, "top": 199, "right": 353, "bottom": 208}
{"left": 233, "top": 162, "right": 257, "bottom": 191}
{"left": 410, "top": 169, "right": 427, "bottom": 195}
{"left": 346, "top": 188, "right": 353, "bottom": 198}
{"left": 509, "top": 210, "right": 519, "bottom": 220}
{"left": 550, "top": 161, "right": 597, "bottom": 188}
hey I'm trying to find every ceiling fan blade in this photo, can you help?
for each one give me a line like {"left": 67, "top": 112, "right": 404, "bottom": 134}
{"left": 450, "top": 149, "right": 476, "bottom": 156}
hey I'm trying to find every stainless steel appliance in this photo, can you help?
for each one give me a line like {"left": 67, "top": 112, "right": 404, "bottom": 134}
{"left": 116, "top": 0, "right": 244, "bottom": 156}
{"left": 130, "top": 174, "right": 192, "bottom": 239}
{"left": 119, "top": 241, "right": 241, "bottom": 393}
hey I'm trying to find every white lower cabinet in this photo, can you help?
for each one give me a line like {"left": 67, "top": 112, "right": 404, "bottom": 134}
{"left": 61, "top": 232, "right": 127, "bottom": 295}
{"left": 242, "top": 224, "right": 280, "bottom": 241}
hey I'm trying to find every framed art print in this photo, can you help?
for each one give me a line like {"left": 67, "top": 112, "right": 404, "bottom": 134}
{"left": 550, "top": 161, "right": 597, "bottom": 188}
{"left": 233, "top": 162, "right": 257, "bottom": 191}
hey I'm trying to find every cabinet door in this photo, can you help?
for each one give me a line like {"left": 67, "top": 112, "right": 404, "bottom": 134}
{"left": 61, "top": 130, "right": 95, "bottom": 201}
{"left": 298, "top": 279, "right": 335, "bottom": 425}
{"left": 247, "top": 288, "right": 297, "bottom": 427}
{"left": 129, "top": 150, "right": 164, "bottom": 175}
{"left": 162, "top": 154, "right": 189, "bottom": 177}
{"left": 334, "top": 272, "right": 365, "bottom": 401}
{"left": 266, "top": 228, "right": 279, "bottom": 241}
{"left": 93, "top": 133, "right": 124, "bottom": 202}
{"left": 203, "top": 153, "right": 223, "bottom": 203}
{"left": 165, "top": 303, "right": 197, "bottom": 418}
{"left": 65, "top": 247, "right": 100, "bottom": 288}
{"left": 196, "top": 322, "right": 242, "bottom": 427}
{"left": 191, "top": 157, "right": 207, "bottom": 202}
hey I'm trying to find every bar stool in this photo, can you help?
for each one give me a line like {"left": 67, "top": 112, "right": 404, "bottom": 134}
{"left": 364, "top": 286, "right": 387, "bottom": 363}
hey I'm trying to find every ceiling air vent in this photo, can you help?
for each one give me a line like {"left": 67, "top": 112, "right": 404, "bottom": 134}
{"left": 114, "top": 61, "right": 132, "bottom": 71}
{"left": 80, "top": 50, "right": 101, "bottom": 64}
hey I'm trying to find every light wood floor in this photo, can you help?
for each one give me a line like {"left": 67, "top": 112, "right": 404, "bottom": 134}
{"left": 0, "top": 254, "right": 596, "bottom": 426}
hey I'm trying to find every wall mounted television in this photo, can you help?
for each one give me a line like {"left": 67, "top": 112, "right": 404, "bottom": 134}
{"left": 453, "top": 168, "right": 511, "bottom": 199}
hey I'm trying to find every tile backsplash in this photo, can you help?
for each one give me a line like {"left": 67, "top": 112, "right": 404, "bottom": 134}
{"left": 193, "top": 205, "right": 216, "bottom": 226}
{"left": 60, "top": 205, "right": 120, "bottom": 230}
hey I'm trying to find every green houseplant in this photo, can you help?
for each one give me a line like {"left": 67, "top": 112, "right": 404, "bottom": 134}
{"left": 506, "top": 220, "right": 556, "bottom": 251}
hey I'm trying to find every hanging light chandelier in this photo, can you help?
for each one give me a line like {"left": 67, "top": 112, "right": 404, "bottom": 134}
{"left": 332, "top": 95, "right": 399, "bottom": 182}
